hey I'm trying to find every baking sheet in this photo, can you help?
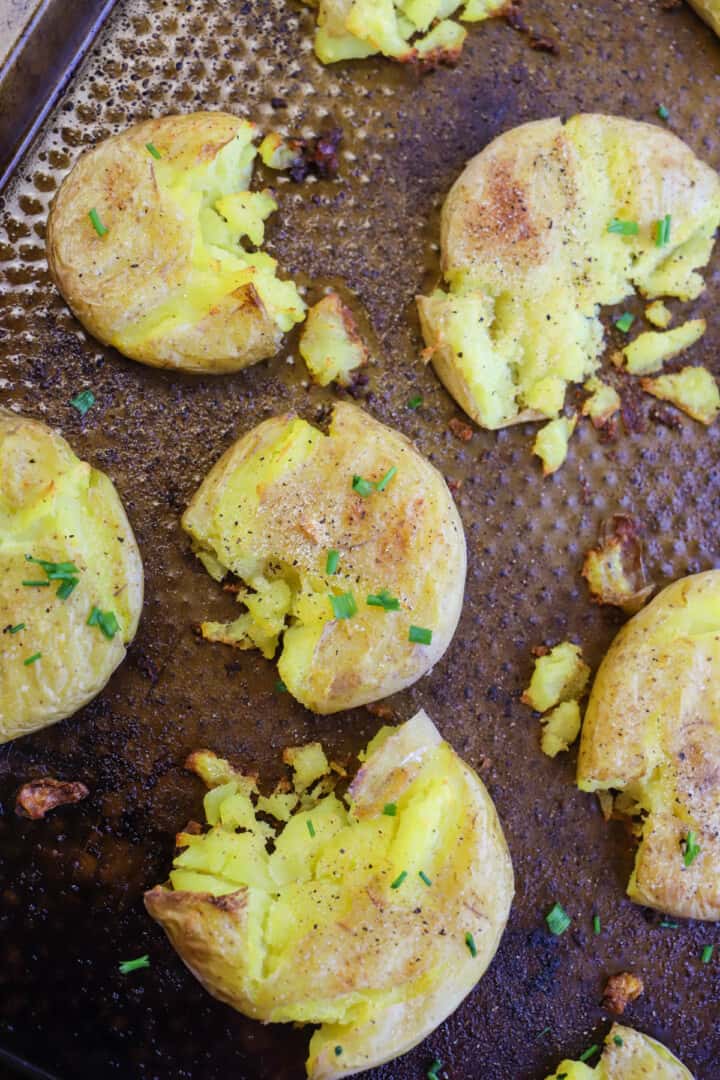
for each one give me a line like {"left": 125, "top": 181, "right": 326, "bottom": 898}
{"left": 0, "top": 1, "right": 719, "bottom": 1077}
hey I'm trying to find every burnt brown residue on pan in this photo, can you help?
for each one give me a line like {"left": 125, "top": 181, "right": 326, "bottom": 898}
{"left": 0, "top": 1, "right": 719, "bottom": 1078}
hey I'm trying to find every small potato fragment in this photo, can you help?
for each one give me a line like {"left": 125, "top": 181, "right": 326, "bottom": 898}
{"left": 182, "top": 401, "right": 466, "bottom": 713}
{"left": 578, "top": 571, "right": 720, "bottom": 920}
{"left": 540, "top": 700, "right": 582, "bottom": 758}
{"left": 47, "top": 112, "right": 305, "bottom": 374}
{"left": 687, "top": 0, "right": 720, "bottom": 37}
{"left": 299, "top": 292, "right": 370, "bottom": 386}
{"left": 145, "top": 711, "right": 514, "bottom": 1080}
{"left": 602, "top": 971, "right": 644, "bottom": 1015}
{"left": 283, "top": 742, "right": 330, "bottom": 793}
{"left": 545, "top": 1024, "right": 694, "bottom": 1080}
{"left": 418, "top": 115, "right": 720, "bottom": 429}
{"left": 582, "top": 377, "right": 621, "bottom": 429}
{"left": 645, "top": 300, "right": 673, "bottom": 329}
{"left": 641, "top": 366, "right": 720, "bottom": 425}
{"left": 582, "top": 514, "right": 653, "bottom": 613}
{"left": 16, "top": 778, "right": 90, "bottom": 819}
{"left": 522, "top": 642, "right": 590, "bottom": 713}
{"left": 621, "top": 319, "right": 706, "bottom": 375}
{"left": 532, "top": 414, "right": 577, "bottom": 475}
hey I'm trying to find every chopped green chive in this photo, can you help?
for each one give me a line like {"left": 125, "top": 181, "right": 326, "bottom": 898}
{"left": 22, "top": 580, "right": 50, "bottom": 587}
{"left": 660, "top": 919, "right": 679, "bottom": 928}
{"left": 8, "top": 623, "right": 25, "bottom": 634}
{"left": 683, "top": 829, "right": 701, "bottom": 867}
{"left": 391, "top": 870, "right": 408, "bottom": 889}
{"left": 701, "top": 944, "right": 714, "bottom": 964}
{"left": 23, "top": 652, "right": 42, "bottom": 666}
{"left": 409, "top": 625, "right": 432, "bottom": 645}
{"left": 419, "top": 870, "right": 432, "bottom": 887}
{"left": 87, "top": 607, "right": 120, "bottom": 639}
{"left": 579, "top": 1045, "right": 600, "bottom": 1064}
{"left": 307, "top": 820, "right": 315, "bottom": 838}
{"left": 56, "top": 577, "right": 79, "bottom": 601}
{"left": 352, "top": 475, "right": 375, "bottom": 497}
{"left": 608, "top": 218, "right": 639, "bottom": 235}
{"left": 375, "top": 465, "right": 397, "bottom": 492}
{"left": 536, "top": 1026, "right": 551, "bottom": 1040}
{"left": 382, "top": 803, "right": 397, "bottom": 816}
{"left": 118, "top": 955, "right": 150, "bottom": 974}
{"left": 657, "top": 104, "right": 669, "bottom": 120}
{"left": 326, "top": 549, "right": 339, "bottom": 575}
{"left": 275, "top": 679, "right": 287, "bottom": 693}
{"left": 146, "top": 142, "right": 162, "bottom": 160}
{"left": 593, "top": 914, "right": 601, "bottom": 935}
{"left": 334, "top": 1046, "right": 343, "bottom": 1057}
{"left": 89, "top": 208, "right": 108, "bottom": 237}
{"left": 465, "top": 931, "right": 478, "bottom": 958}
{"left": 328, "top": 592, "right": 357, "bottom": 620}
{"left": 615, "top": 312, "right": 635, "bottom": 333}
{"left": 655, "top": 213, "right": 672, "bottom": 247}
{"left": 70, "top": 389, "right": 95, "bottom": 416}
{"left": 614, "top": 1035, "right": 624, "bottom": 1046}
{"left": 408, "top": 394, "right": 423, "bottom": 410}
{"left": 367, "top": 589, "right": 400, "bottom": 611}
{"left": 545, "top": 902, "right": 571, "bottom": 936}
{"left": 427, "top": 1059, "right": 442, "bottom": 1080}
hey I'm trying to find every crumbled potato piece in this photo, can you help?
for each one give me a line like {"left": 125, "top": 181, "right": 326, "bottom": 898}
{"left": 256, "top": 792, "right": 299, "bottom": 822}
{"left": 540, "top": 700, "right": 582, "bottom": 758}
{"left": 645, "top": 300, "right": 673, "bottom": 329}
{"left": 641, "top": 366, "right": 720, "bottom": 425}
{"left": 545, "top": 1023, "right": 693, "bottom": 1079}
{"left": 582, "top": 376, "right": 621, "bottom": 428}
{"left": 621, "top": 318, "right": 706, "bottom": 375}
{"left": 283, "top": 742, "right": 330, "bottom": 793}
{"left": 305, "top": 0, "right": 504, "bottom": 65}
{"left": 522, "top": 642, "right": 591, "bottom": 713}
{"left": 603, "top": 972, "right": 644, "bottom": 1015}
{"left": 299, "top": 292, "right": 370, "bottom": 386}
{"left": 15, "top": 778, "right": 90, "bottom": 820}
{"left": 215, "top": 189, "right": 278, "bottom": 247}
{"left": 532, "top": 415, "right": 577, "bottom": 476}
{"left": 259, "top": 132, "right": 300, "bottom": 171}
{"left": 582, "top": 514, "right": 653, "bottom": 613}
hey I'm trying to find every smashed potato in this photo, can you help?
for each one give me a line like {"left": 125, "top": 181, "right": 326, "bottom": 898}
{"left": 0, "top": 411, "right": 143, "bottom": 743}
{"left": 621, "top": 319, "right": 706, "bottom": 375}
{"left": 47, "top": 112, "right": 305, "bottom": 373}
{"left": 182, "top": 401, "right": 466, "bottom": 713}
{"left": 418, "top": 114, "right": 720, "bottom": 429}
{"left": 546, "top": 1024, "right": 694, "bottom": 1080}
{"left": 145, "top": 711, "right": 514, "bottom": 1079}
{"left": 582, "top": 515, "right": 653, "bottom": 613}
{"left": 522, "top": 642, "right": 590, "bottom": 713}
{"left": 687, "top": 0, "right": 720, "bottom": 36}
{"left": 641, "top": 366, "right": 720, "bottom": 426}
{"left": 302, "top": 0, "right": 506, "bottom": 66}
{"left": 578, "top": 572, "right": 720, "bottom": 920}
{"left": 299, "top": 292, "right": 370, "bottom": 386}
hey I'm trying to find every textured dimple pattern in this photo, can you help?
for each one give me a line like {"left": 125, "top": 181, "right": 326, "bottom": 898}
{"left": 0, "top": 2, "right": 720, "bottom": 1079}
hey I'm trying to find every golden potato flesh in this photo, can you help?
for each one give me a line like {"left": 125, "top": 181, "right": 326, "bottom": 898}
{"left": 546, "top": 1024, "right": 694, "bottom": 1080}
{"left": 304, "top": 0, "right": 505, "bottom": 66}
{"left": 418, "top": 114, "right": 720, "bottom": 429}
{"left": 687, "top": 0, "right": 720, "bottom": 36}
{"left": 578, "top": 572, "right": 720, "bottom": 920}
{"left": 0, "top": 410, "right": 143, "bottom": 743}
{"left": 145, "top": 710, "right": 514, "bottom": 1080}
{"left": 47, "top": 112, "right": 305, "bottom": 373}
{"left": 182, "top": 401, "right": 466, "bottom": 713}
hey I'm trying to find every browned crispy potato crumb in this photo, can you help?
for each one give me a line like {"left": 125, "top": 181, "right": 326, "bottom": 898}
{"left": 16, "top": 778, "right": 90, "bottom": 820}
{"left": 448, "top": 417, "right": 474, "bottom": 442}
{"left": 603, "top": 972, "right": 644, "bottom": 1015}
{"left": 582, "top": 514, "right": 653, "bottom": 613}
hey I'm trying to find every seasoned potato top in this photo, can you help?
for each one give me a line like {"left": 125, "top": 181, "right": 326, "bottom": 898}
{"left": 0, "top": 410, "right": 143, "bottom": 743}
{"left": 47, "top": 112, "right": 305, "bottom": 373}
{"left": 145, "top": 711, "right": 514, "bottom": 1079}
{"left": 182, "top": 401, "right": 466, "bottom": 713}
{"left": 578, "top": 572, "right": 720, "bottom": 920}
{"left": 419, "top": 114, "right": 720, "bottom": 429}
{"left": 546, "top": 1024, "right": 694, "bottom": 1079}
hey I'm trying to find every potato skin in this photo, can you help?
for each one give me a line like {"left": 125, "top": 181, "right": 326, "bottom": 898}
{"left": 145, "top": 711, "right": 514, "bottom": 1079}
{"left": 420, "top": 114, "right": 720, "bottom": 429}
{"left": 182, "top": 401, "right": 467, "bottom": 713}
{"left": 578, "top": 571, "right": 720, "bottom": 920}
{"left": 0, "top": 410, "right": 143, "bottom": 743}
{"left": 46, "top": 112, "right": 288, "bottom": 373}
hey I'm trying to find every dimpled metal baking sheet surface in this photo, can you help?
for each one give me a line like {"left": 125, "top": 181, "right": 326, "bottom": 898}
{"left": 0, "top": 2, "right": 719, "bottom": 1078}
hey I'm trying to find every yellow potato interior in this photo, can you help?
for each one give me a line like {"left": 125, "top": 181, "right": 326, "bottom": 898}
{"left": 545, "top": 1024, "right": 694, "bottom": 1079}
